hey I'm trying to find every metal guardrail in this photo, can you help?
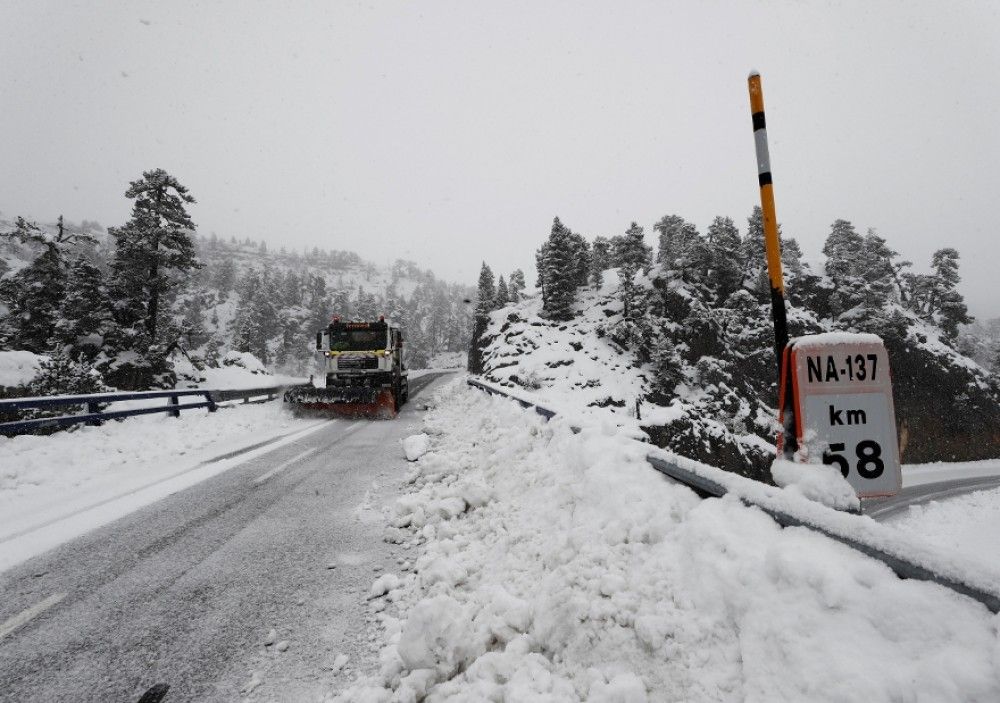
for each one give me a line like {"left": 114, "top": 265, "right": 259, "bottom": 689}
{"left": 0, "top": 385, "right": 283, "bottom": 435}
{"left": 467, "top": 377, "right": 1000, "bottom": 614}
{"left": 466, "top": 378, "right": 558, "bottom": 421}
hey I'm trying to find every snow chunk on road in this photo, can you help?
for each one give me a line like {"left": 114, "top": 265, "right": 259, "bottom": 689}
{"left": 397, "top": 595, "right": 477, "bottom": 674}
{"left": 771, "top": 458, "right": 860, "bottom": 511}
{"left": 369, "top": 573, "right": 400, "bottom": 598}
{"left": 402, "top": 433, "right": 430, "bottom": 461}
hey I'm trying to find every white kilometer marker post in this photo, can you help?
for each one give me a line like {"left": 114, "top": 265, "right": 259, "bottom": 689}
{"left": 0, "top": 592, "right": 67, "bottom": 640}
{"left": 779, "top": 334, "right": 902, "bottom": 499}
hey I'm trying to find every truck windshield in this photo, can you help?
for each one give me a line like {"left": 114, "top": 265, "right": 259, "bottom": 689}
{"left": 330, "top": 329, "right": 386, "bottom": 351}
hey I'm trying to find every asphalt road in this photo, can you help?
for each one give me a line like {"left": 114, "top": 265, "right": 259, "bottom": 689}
{"left": 0, "top": 371, "right": 453, "bottom": 703}
{"left": 864, "top": 474, "right": 1000, "bottom": 521}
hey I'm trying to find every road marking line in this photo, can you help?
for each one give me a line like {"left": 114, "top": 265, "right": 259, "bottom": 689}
{"left": 253, "top": 447, "right": 320, "bottom": 485}
{"left": 0, "top": 592, "right": 66, "bottom": 640}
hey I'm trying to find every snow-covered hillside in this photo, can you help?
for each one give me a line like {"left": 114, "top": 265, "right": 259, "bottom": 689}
{"left": 477, "top": 272, "right": 1000, "bottom": 475}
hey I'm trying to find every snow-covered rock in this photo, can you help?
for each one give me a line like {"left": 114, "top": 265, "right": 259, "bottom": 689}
{"left": 0, "top": 350, "right": 47, "bottom": 389}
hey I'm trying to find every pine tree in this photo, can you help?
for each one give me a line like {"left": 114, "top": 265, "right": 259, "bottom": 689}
{"left": 467, "top": 263, "right": 497, "bottom": 374}
{"left": 25, "top": 349, "right": 110, "bottom": 421}
{"left": 536, "top": 217, "right": 579, "bottom": 321}
{"left": 109, "top": 169, "right": 200, "bottom": 346}
{"left": 354, "top": 286, "right": 379, "bottom": 320}
{"left": 104, "top": 170, "right": 200, "bottom": 388}
{"left": 55, "top": 257, "right": 117, "bottom": 361}
{"left": 706, "top": 216, "right": 743, "bottom": 302}
{"left": 616, "top": 223, "right": 652, "bottom": 319}
{"left": 927, "top": 248, "right": 972, "bottom": 341}
{"left": 495, "top": 275, "right": 509, "bottom": 308}
{"left": 654, "top": 214, "right": 701, "bottom": 282}
{"left": 822, "top": 219, "right": 865, "bottom": 319}
{"left": 508, "top": 269, "right": 526, "bottom": 302}
{"left": 212, "top": 259, "right": 236, "bottom": 298}
{"left": 0, "top": 217, "right": 96, "bottom": 353}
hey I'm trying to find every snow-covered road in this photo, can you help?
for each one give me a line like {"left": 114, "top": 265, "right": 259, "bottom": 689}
{"left": 0, "top": 372, "right": 453, "bottom": 703}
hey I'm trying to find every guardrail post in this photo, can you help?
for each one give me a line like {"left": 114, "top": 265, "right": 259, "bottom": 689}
{"left": 86, "top": 401, "right": 103, "bottom": 427}
{"left": 205, "top": 392, "right": 217, "bottom": 412}
{"left": 169, "top": 395, "right": 180, "bottom": 418}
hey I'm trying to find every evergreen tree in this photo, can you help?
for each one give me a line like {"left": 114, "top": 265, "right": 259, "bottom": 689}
{"left": 822, "top": 219, "right": 865, "bottom": 319}
{"left": 495, "top": 275, "right": 509, "bottom": 308}
{"left": 211, "top": 259, "right": 237, "bottom": 298}
{"left": 109, "top": 169, "right": 200, "bottom": 345}
{"left": 24, "top": 349, "right": 110, "bottom": 421}
{"left": 0, "top": 217, "right": 96, "bottom": 353}
{"left": 354, "top": 286, "right": 379, "bottom": 320}
{"left": 706, "top": 216, "right": 743, "bottom": 303}
{"left": 536, "top": 217, "right": 579, "bottom": 321}
{"left": 926, "top": 248, "right": 972, "bottom": 341}
{"left": 468, "top": 262, "right": 496, "bottom": 374}
{"left": 616, "top": 223, "right": 652, "bottom": 319}
{"left": 508, "top": 269, "right": 526, "bottom": 302}
{"left": 654, "top": 214, "right": 702, "bottom": 283}
{"left": 55, "top": 257, "right": 117, "bottom": 361}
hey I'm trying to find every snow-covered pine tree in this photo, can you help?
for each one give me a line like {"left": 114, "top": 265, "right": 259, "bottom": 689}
{"left": 615, "top": 223, "right": 652, "bottom": 319}
{"left": 536, "top": 217, "right": 579, "bottom": 321}
{"left": 926, "top": 248, "right": 972, "bottom": 341}
{"left": 211, "top": 258, "right": 236, "bottom": 299}
{"left": 24, "top": 349, "right": 110, "bottom": 423}
{"left": 508, "top": 269, "right": 526, "bottom": 302}
{"left": 467, "top": 262, "right": 496, "bottom": 374}
{"left": 654, "top": 214, "right": 701, "bottom": 282}
{"left": 822, "top": 219, "right": 865, "bottom": 319}
{"left": 495, "top": 275, "right": 509, "bottom": 308}
{"left": 354, "top": 286, "right": 379, "bottom": 320}
{"left": 568, "top": 232, "right": 592, "bottom": 288}
{"left": 590, "top": 235, "right": 612, "bottom": 289}
{"left": 106, "top": 170, "right": 201, "bottom": 388}
{"left": 0, "top": 217, "right": 96, "bottom": 353}
{"left": 705, "top": 216, "right": 743, "bottom": 303}
{"left": 109, "top": 169, "right": 200, "bottom": 343}
{"left": 55, "top": 257, "right": 117, "bottom": 361}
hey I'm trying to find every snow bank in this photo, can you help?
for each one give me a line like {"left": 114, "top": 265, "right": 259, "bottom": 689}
{"left": 0, "top": 350, "right": 47, "bottom": 388}
{"left": 331, "top": 379, "right": 1000, "bottom": 701}
{"left": 0, "top": 400, "right": 323, "bottom": 572}
{"left": 887, "top": 486, "right": 1000, "bottom": 566}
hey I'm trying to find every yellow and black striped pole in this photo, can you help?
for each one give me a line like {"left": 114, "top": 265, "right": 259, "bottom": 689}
{"left": 748, "top": 71, "right": 789, "bottom": 379}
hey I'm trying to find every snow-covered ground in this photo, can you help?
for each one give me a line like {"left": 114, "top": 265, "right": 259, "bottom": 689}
{"left": 0, "top": 401, "right": 326, "bottom": 573}
{"left": 886, "top": 485, "right": 1000, "bottom": 567}
{"left": 332, "top": 378, "right": 1000, "bottom": 702}
{"left": 903, "top": 458, "right": 1000, "bottom": 487}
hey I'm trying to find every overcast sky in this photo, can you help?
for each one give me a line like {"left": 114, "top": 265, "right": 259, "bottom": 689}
{"left": 2, "top": 1, "right": 999, "bottom": 316}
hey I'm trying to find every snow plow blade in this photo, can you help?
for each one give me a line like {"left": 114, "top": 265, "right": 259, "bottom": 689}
{"left": 283, "top": 385, "right": 397, "bottom": 419}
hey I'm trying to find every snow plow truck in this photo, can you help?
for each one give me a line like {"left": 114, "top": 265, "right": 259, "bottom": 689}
{"left": 284, "top": 316, "right": 409, "bottom": 418}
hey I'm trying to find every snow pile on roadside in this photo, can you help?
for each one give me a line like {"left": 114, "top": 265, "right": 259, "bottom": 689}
{"left": 770, "top": 458, "right": 860, "bottom": 511}
{"left": 0, "top": 350, "right": 47, "bottom": 388}
{"left": 888, "top": 486, "right": 1000, "bottom": 566}
{"left": 332, "top": 379, "right": 1000, "bottom": 702}
{"left": 0, "top": 400, "right": 319, "bottom": 570}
